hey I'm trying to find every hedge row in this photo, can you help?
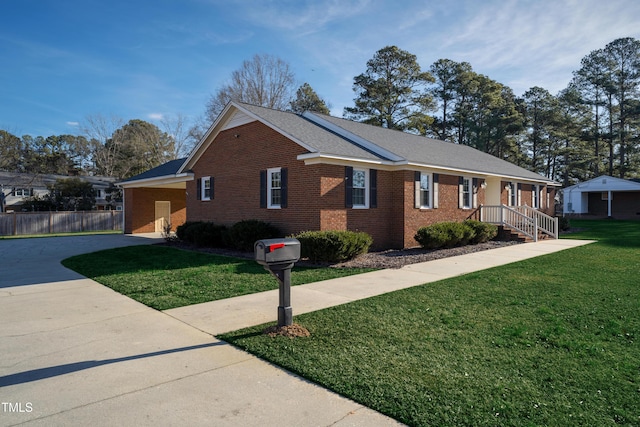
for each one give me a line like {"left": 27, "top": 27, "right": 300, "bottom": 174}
{"left": 176, "top": 220, "right": 280, "bottom": 252}
{"left": 414, "top": 220, "right": 498, "bottom": 249}
{"left": 293, "top": 230, "right": 373, "bottom": 263}
{"left": 175, "top": 221, "right": 374, "bottom": 263}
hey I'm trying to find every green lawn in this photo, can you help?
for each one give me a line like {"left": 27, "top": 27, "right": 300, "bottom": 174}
{"left": 62, "top": 245, "right": 374, "bottom": 310}
{"left": 220, "top": 220, "right": 640, "bottom": 427}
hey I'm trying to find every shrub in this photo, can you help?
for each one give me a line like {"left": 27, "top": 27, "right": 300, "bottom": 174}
{"left": 463, "top": 219, "right": 498, "bottom": 244}
{"left": 225, "top": 220, "right": 281, "bottom": 252}
{"left": 175, "top": 221, "right": 227, "bottom": 247}
{"left": 415, "top": 221, "right": 476, "bottom": 249}
{"left": 175, "top": 221, "right": 197, "bottom": 241}
{"left": 558, "top": 216, "right": 571, "bottom": 231}
{"left": 194, "top": 223, "right": 228, "bottom": 247}
{"left": 294, "top": 230, "right": 373, "bottom": 263}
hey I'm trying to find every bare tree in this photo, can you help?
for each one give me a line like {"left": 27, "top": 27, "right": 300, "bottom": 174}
{"left": 205, "top": 53, "right": 297, "bottom": 122}
{"left": 160, "top": 113, "right": 196, "bottom": 158}
{"left": 80, "top": 114, "right": 125, "bottom": 177}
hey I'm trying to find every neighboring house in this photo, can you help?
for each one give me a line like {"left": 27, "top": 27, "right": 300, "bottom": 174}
{"left": 563, "top": 175, "right": 640, "bottom": 219}
{"left": 120, "top": 102, "right": 558, "bottom": 248}
{"left": 0, "top": 171, "right": 121, "bottom": 212}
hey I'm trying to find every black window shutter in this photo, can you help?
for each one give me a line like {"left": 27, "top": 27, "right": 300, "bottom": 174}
{"left": 280, "top": 168, "right": 288, "bottom": 208}
{"left": 196, "top": 178, "right": 201, "bottom": 200}
{"left": 210, "top": 177, "right": 214, "bottom": 200}
{"left": 414, "top": 171, "right": 421, "bottom": 209}
{"left": 472, "top": 177, "right": 478, "bottom": 190}
{"left": 345, "top": 166, "right": 353, "bottom": 208}
{"left": 260, "top": 170, "right": 267, "bottom": 208}
{"left": 369, "top": 169, "right": 377, "bottom": 208}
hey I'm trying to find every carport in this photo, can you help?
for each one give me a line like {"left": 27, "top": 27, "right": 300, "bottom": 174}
{"left": 563, "top": 175, "right": 640, "bottom": 219}
{"left": 118, "top": 158, "right": 192, "bottom": 234}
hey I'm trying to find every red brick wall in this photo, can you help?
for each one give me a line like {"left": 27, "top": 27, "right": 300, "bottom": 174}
{"left": 187, "top": 121, "right": 318, "bottom": 234}
{"left": 125, "top": 187, "right": 186, "bottom": 234}
{"left": 187, "top": 121, "right": 400, "bottom": 248}
{"left": 402, "top": 172, "right": 486, "bottom": 248}
{"left": 185, "top": 119, "right": 560, "bottom": 248}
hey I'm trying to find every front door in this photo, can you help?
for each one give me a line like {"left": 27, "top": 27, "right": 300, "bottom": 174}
{"left": 154, "top": 201, "right": 171, "bottom": 233}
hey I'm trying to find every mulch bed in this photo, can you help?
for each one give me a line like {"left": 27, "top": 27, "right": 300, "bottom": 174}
{"left": 158, "top": 239, "right": 522, "bottom": 269}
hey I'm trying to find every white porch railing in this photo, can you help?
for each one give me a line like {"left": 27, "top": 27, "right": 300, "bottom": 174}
{"left": 479, "top": 205, "right": 558, "bottom": 241}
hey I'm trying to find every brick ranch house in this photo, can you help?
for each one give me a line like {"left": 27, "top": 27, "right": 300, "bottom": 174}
{"left": 120, "top": 102, "right": 559, "bottom": 249}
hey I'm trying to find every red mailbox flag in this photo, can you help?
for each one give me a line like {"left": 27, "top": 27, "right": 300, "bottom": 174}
{"left": 268, "top": 243, "right": 286, "bottom": 252}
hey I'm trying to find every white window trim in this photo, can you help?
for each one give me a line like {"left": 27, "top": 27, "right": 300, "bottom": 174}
{"left": 267, "top": 167, "right": 282, "bottom": 209}
{"left": 201, "top": 176, "right": 211, "bottom": 201}
{"left": 508, "top": 182, "right": 516, "bottom": 207}
{"left": 532, "top": 184, "right": 539, "bottom": 209}
{"left": 351, "top": 168, "right": 369, "bottom": 209}
{"left": 461, "top": 176, "right": 472, "bottom": 209}
{"left": 419, "top": 172, "right": 431, "bottom": 209}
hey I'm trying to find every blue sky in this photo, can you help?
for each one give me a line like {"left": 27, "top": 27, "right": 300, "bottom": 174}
{"left": 2, "top": 0, "right": 640, "bottom": 138}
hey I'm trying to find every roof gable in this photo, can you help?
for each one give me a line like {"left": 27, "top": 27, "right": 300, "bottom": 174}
{"left": 564, "top": 175, "right": 640, "bottom": 192}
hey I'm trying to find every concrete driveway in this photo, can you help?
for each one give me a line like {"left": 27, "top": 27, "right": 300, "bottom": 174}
{"left": 0, "top": 234, "right": 400, "bottom": 426}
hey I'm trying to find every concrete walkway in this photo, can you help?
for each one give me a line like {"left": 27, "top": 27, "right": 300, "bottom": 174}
{"left": 0, "top": 235, "right": 594, "bottom": 426}
{"left": 165, "top": 239, "right": 594, "bottom": 336}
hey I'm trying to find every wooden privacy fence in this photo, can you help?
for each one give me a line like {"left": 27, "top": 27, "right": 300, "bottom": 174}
{"left": 0, "top": 211, "right": 123, "bottom": 236}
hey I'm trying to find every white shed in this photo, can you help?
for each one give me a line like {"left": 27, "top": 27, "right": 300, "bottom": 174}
{"left": 563, "top": 175, "right": 640, "bottom": 218}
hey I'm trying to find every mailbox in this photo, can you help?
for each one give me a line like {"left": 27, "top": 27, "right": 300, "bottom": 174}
{"left": 254, "top": 238, "right": 301, "bottom": 268}
{"left": 255, "top": 238, "right": 301, "bottom": 327}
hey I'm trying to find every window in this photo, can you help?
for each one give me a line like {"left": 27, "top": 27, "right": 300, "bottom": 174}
{"left": 351, "top": 168, "right": 368, "bottom": 208}
{"left": 14, "top": 188, "right": 30, "bottom": 197}
{"left": 268, "top": 168, "right": 282, "bottom": 208}
{"left": 345, "top": 167, "right": 376, "bottom": 209}
{"left": 462, "top": 177, "right": 471, "bottom": 209}
{"left": 509, "top": 182, "right": 517, "bottom": 206}
{"left": 201, "top": 177, "right": 211, "bottom": 201}
{"left": 419, "top": 173, "right": 431, "bottom": 208}
{"left": 260, "top": 168, "right": 287, "bottom": 209}
{"left": 532, "top": 184, "right": 539, "bottom": 208}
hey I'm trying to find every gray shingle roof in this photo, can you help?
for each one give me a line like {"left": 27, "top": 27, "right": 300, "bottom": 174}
{"left": 236, "top": 103, "right": 554, "bottom": 183}
{"left": 238, "top": 103, "right": 381, "bottom": 161}
{"left": 120, "top": 158, "right": 187, "bottom": 183}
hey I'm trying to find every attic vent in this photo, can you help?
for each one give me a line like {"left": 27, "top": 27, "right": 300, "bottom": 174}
{"left": 602, "top": 179, "right": 607, "bottom": 184}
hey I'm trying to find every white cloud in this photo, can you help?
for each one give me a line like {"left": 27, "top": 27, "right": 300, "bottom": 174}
{"left": 239, "top": 0, "right": 371, "bottom": 35}
{"left": 434, "top": 0, "right": 640, "bottom": 94}
{"left": 148, "top": 113, "right": 164, "bottom": 121}
{"left": 66, "top": 121, "right": 79, "bottom": 126}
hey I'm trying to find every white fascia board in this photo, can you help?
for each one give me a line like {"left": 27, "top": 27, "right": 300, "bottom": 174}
{"left": 118, "top": 173, "right": 193, "bottom": 189}
{"left": 297, "top": 153, "right": 394, "bottom": 168}
{"left": 403, "top": 162, "right": 558, "bottom": 185}
{"left": 178, "top": 102, "right": 238, "bottom": 173}
{"left": 302, "top": 111, "right": 404, "bottom": 162}
{"left": 236, "top": 105, "right": 319, "bottom": 154}
{"left": 298, "top": 155, "right": 557, "bottom": 184}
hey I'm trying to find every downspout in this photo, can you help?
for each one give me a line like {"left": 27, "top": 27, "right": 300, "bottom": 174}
{"left": 608, "top": 190, "right": 612, "bottom": 218}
